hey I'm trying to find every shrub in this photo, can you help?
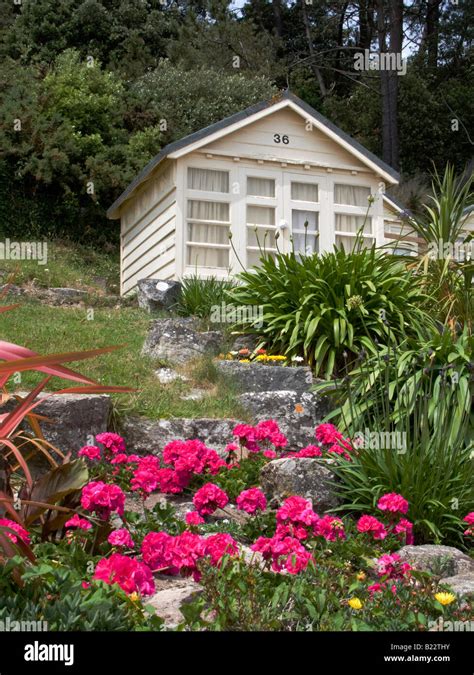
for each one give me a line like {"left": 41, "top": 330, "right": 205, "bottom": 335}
{"left": 175, "top": 275, "right": 236, "bottom": 322}
{"left": 229, "top": 245, "right": 429, "bottom": 378}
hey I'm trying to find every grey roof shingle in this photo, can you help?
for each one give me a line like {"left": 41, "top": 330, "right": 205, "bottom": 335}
{"left": 107, "top": 90, "right": 400, "bottom": 218}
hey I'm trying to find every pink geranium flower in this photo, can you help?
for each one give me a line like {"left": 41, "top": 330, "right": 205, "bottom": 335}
{"left": 293, "top": 445, "right": 322, "bottom": 458}
{"left": 95, "top": 432, "right": 126, "bottom": 455}
{"left": 236, "top": 488, "right": 267, "bottom": 514}
{"left": 357, "top": 515, "right": 387, "bottom": 540}
{"left": 393, "top": 518, "right": 414, "bottom": 545}
{"left": 0, "top": 518, "right": 30, "bottom": 544}
{"left": 377, "top": 492, "right": 409, "bottom": 515}
{"left": 193, "top": 483, "right": 229, "bottom": 516}
{"left": 376, "top": 553, "right": 411, "bottom": 580}
{"left": 108, "top": 528, "right": 135, "bottom": 549}
{"left": 204, "top": 533, "right": 239, "bottom": 566}
{"left": 80, "top": 481, "right": 125, "bottom": 520}
{"left": 78, "top": 445, "right": 101, "bottom": 461}
{"left": 64, "top": 514, "right": 92, "bottom": 531}
{"left": 463, "top": 512, "right": 474, "bottom": 536}
{"left": 185, "top": 511, "right": 205, "bottom": 526}
{"left": 93, "top": 553, "right": 154, "bottom": 596}
{"left": 314, "top": 515, "right": 346, "bottom": 541}
{"left": 315, "top": 423, "right": 342, "bottom": 445}
{"left": 251, "top": 535, "right": 313, "bottom": 574}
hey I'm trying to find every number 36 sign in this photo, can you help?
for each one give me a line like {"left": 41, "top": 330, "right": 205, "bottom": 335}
{"left": 273, "top": 134, "right": 289, "bottom": 144}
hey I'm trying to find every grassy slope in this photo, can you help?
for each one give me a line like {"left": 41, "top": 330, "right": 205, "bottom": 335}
{"left": 0, "top": 242, "right": 244, "bottom": 421}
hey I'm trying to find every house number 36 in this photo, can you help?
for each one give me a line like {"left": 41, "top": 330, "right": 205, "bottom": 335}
{"left": 273, "top": 134, "right": 289, "bottom": 144}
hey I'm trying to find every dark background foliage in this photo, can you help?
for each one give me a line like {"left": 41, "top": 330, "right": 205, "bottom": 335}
{"left": 0, "top": 0, "right": 472, "bottom": 244}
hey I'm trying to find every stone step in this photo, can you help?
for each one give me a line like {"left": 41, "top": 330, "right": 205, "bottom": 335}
{"left": 216, "top": 360, "right": 313, "bottom": 393}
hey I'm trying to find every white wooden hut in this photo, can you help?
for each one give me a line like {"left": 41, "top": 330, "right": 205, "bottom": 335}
{"left": 108, "top": 91, "right": 409, "bottom": 295}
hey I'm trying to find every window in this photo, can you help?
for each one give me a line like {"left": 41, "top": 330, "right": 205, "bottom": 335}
{"left": 186, "top": 199, "right": 230, "bottom": 269}
{"left": 291, "top": 182, "right": 319, "bottom": 203}
{"left": 187, "top": 168, "right": 229, "bottom": 193}
{"left": 247, "top": 177, "right": 275, "bottom": 198}
{"left": 246, "top": 205, "right": 277, "bottom": 267}
{"left": 335, "top": 214, "right": 374, "bottom": 251}
{"left": 292, "top": 210, "right": 319, "bottom": 255}
{"left": 334, "top": 184, "right": 371, "bottom": 207}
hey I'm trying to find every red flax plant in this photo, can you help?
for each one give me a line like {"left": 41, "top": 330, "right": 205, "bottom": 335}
{"left": 0, "top": 291, "right": 132, "bottom": 579}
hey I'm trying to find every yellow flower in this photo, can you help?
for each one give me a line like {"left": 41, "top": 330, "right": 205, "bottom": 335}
{"left": 348, "top": 597, "right": 363, "bottom": 610}
{"left": 356, "top": 571, "right": 366, "bottom": 581}
{"left": 434, "top": 592, "right": 456, "bottom": 606}
{"left": 239, "top": 359, "right": 251, "bottom": 363}
{"left": 129, "top": 592, "right": 140, "bottom": 603}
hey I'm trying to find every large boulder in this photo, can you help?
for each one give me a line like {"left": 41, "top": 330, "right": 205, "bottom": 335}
{"left": 46, "top": 287, "right": 88, "bottom": 305}
{"left": 260, "top": 457, "right": 339, "bottom": 512}
{"left": 397, "top": 545, "right": 474, "bottom": 578}
{"left": 217, "top": 361, "right": 313, "bottom": 393}
{"left": 142, "top": 317, "right": 222, "bottom": 365}
{"left": 121, "top": 416, "right": 242, "bottom": 455}
{"left": 237, "top": 390, "right": 330, "bottom": 449}
{"left": 439, "top": 572, "right": 474, "bottom": 599}
{"left": 148, "top": 576, "right": 202, "bottom": 627}
{"left": 137, "top": 279, "right": 181, "bottom": 313}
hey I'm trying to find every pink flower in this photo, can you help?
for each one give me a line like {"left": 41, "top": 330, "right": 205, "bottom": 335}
{"left": 0, "top": 518, "right": 30, "bottom": 544}
{"left": 110, "top": 453, "right": 128, "bottom": 465}
{"left": 185, "top": 511, "right": 205, "bottom": 526}
{"left": 277, "top": 496, "right": 319, "bottom": 527}
{"left": 293, "top": 445, "right": 322, "bottom": 458}
{"left": 236, "top": 488, "right": 267, "bottom": 514}
{"left": 131, "top": 469, "right": 159, "bottom": 495}
{"left": 204, "top": 533, "right": 239, "bottom": 566}
{"left": 193, "top": 483, "right": 229, "bottom": 516}
{"left": 64, "top": 514, "right": 92, "bottom": 531}
{"left": 377, "top": 492, "right": 409, "bottom": 515}
{"left": 357, "top": 515, "right": 387, "bottom": 540}
{"left": 96, "top": 432, "right": 126, "bottom": 455}
{"left": 127, "top": 455, "right": 141, "bottom": 464}
{"left": 80, "top": 481, "right": 125, "bottom": 520}
{"left": 162, "top": 439, "right": 225, "bottom": 476}
{"left": 368, "top": 583, "right": 383, "bottom": 595}
{"left": 251, "top": 535, "right": 313, "bottom": 574}
{"left": 393, "top": 518, "right": 414, "bottom": 545}
{"left": 314, "top": 515, "right": 346, "bottom": 541}
{"left": 463, "top": 512, "right": 474, "bottom": 536}
{"left": 93, "top": 553, "right": 154, "bottom": 596}
{"left": 376, "top": 553, "right": 411, "bottom": 580}
{"left": 141, "top": 532, "right": 176, "bottom": 573}
{"left": 108, "top": 528, "right": 135, "bottom": 549}
{"left": 263, "top": 449, "right": 277, "bottom": 459}
{"left": 315, "top": 423, "right": 342, "bottom": 445}
{"left": 168, "top": 531, "right": 206, "bottom": 581}
{"left": 78, "top": 445, "right": 101, "bottom": 461}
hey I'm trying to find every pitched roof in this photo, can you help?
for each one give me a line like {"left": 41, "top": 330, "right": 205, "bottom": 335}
{"left": 107, "top": 90, "right": 400, "bottom": 218}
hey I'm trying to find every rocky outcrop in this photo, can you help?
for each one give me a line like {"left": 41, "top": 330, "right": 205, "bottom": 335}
{"left": 439, "top": 572, "right": 474, "bottom": 599}
{"left": 260, "top": 456, "right": 339, "bottom": 512}
{"left": 121, "top": 416, "right": 242, "bottom": 455}
{"left": 397, "top": 545, "right": 474, "bottom": 577}
{"left": 216, "top": 361, "right": 313, "bottom": 393}
{"left": 148, "top": 576, "right": 202, "bottom": 628}
{"left": 137, "top": 279, "right": 182, "bottom": 313}
{"left": 142, "top": 317, "right": 222, "bottom": 365}
{"left": 237, "top": 390, "right": 330, "bottom": 449}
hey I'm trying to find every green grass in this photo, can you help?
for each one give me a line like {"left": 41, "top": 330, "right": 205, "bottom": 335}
{"left": 1, "top": 299, "right": 246, "bottom": 422}
{"left": 0, "top": 240, "right": 120, "bottom": 293}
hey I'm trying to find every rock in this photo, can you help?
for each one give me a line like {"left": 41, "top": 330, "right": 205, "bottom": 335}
{"left": 142, "top": 317, "right": 223, "bottom": 365}
{"left": 439, "top": 572, "right": 474, "bottom": 599}
{"left": 149, "top": 576, "right": 202, "bottom": 627}
{"left": 260, "top": 457, "right": 339, "bottom": 512}
{"left": 121, "top": 416, "right": 242, "bottom": 455}
{"left": 48, "top": 287, "right": 88, "bottom": 304}
{"left": 217, "top": 361, "right": 313, "bottom": 393}
{"left": 237, "top": 390, "right": 330, "bottom": 449}
{"left": 230, "top": 334, "right": 261, "bottom": 353}
{"left": 154, "top": 368, "right": 188, "bottom": 384}
{"left": 0, "top": 284, "right": 25, "bottom": 296}
{"left": 137, "top": 279, "right": 181, "bottom": 313}
{"left": 180, "top": 388, "right": 207, "bottom": 401}
{"left": 397, "top": 545, "right": 474, "bottom": 577}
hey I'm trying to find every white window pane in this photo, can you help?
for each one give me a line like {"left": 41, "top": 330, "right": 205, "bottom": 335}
{"left": 187, "top": 200, "right": 229, "bottom": 222}
{"left": 291, "top": 182, "right": 318, "bottom": 202}
{"left": 334, "top": 184, "right": 371, "bottom": 207}
{"left": 292, "top": 210, "right": 319, "bottom": 232}
{"left": 247, "top": 228, "right": 277, "bottom": 248}
{"left": 187, "top": 246, "right": 229, "bottom": 269}
{"left": 247, "top": 177, "right": 275, "bottom": 197}
{"left": 187, "top": 223, "right": 229, "bottom": 245}
{"left": 187, "top": 168, "right": 229, "bottom": 193}
{"left": 335, "top": 234, "right": 374, "bottom": 252}
{"left": 336, "top": 214, "right": 372, "bottom": 234}
{"left": 247, "top": 205, "right": 275, "bottom": 226}
{"left": 246, "top": 250, "right": 276, "bottom": 268}
{"left": 293, "top": 233, "right": 319, "bottom": 255}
